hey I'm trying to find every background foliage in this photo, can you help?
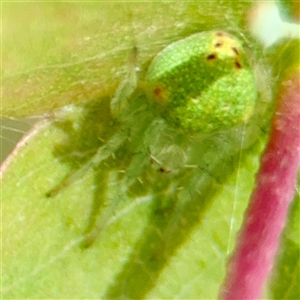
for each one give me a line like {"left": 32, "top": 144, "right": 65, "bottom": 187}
{"left": 1, "top": 1, "right": 299, "bottom": 299}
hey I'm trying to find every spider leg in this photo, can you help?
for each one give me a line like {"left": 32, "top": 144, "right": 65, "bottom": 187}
{"left": 46, "top": 129, "right": 128, "bottom": 197}
{"left": 110, "top": 47, "right": 138, "bottom": 120}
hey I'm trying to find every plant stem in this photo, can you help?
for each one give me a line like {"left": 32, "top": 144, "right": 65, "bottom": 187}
{"left": 219, "top": 71, "right": 300, "bottom": 299}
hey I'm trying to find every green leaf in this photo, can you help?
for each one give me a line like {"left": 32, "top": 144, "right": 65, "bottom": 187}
{"left": 2, "top": 0, "right": 256, "bottom": 117}
{"left": 2, "top": 97, "right": 266, "bottom": 299}
{"left": 2, "top": 1, "right": 299, "bottom": 299}
{"left": 268, "top": 192, "right": 300, "bottom": 299}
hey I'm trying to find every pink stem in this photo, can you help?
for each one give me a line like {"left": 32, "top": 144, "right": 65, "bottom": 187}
{"left": 219, "top": 72, "right": 300, "bottom": 299}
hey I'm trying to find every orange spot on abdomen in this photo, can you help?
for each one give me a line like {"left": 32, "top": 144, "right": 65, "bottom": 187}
{"left": 154, "top": 87, "right": 163, "bottom": 97}
{"left": 153, "top": 85, "right": 167, "bottom": 100}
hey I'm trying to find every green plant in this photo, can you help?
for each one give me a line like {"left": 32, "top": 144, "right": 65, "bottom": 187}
{"left": 1, "top": 1, "right": 299, "bottom": 299}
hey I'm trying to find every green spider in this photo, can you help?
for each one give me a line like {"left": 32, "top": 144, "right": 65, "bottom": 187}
{"left": 48, "top": 30, "right": 258, "bottom": 247}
